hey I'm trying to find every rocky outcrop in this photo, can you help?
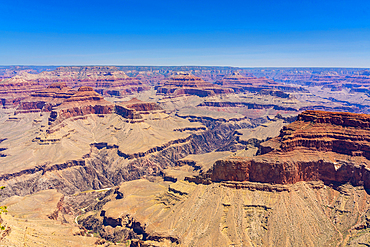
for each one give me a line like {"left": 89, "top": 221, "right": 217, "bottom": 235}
{"left": 193, "top": 110, "right": 370, "bottom": 189}
{"left": 114, "top": 105, "right": 143, "bottom": 120}
{"left": 115, "top": 98, "right": 164, "bottom": 120}
{"left": 121, "top": 99, "right": 162, "bottom": 112}
{"left": 156, "top": 72, "right": 233, "bottom": 97}
{"left": 48, "top": 86, "right": 114, "bottom": 125}
{"left": 16, "top": 85, "right": 162, "bottom": 124}
{"left": 262, "top": 110, "right": 370, "bottom": 155}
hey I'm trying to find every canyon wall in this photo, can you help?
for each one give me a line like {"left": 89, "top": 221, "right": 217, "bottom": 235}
{"left": 192, "top": 110, "right": 370, "bottom": 190}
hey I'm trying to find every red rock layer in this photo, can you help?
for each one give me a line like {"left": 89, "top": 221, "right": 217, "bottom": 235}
{"left": 6, "top": 66, "right": 151, "bottom": 97}
{"left": 15, "top": 84, "right": 162, "bottom": 124}
{"left": 135, "top": 72, "right": 165, "bottom": 86}
{"left": 191, "top": 110, "right": 370, "bottom": 189}
{"left": 48, "top": 86, "right": 114, "bottom": 125}
{"left": 276, "top": 70, "right": 370, "bottom": 93}
{"left": 260, "top": 110, "right": 370, "bottom": 157}
{"left": 156, "top": 72, "right": 233, "bottom": 97}
{"left": 215, "top": 71, "right": 307, "bottom": 94}
{"left": 16, "top": 83, "right": 76, "bottom": 113}
{"left": 0, "top": 77, "right": 45, "bottom": 108}
{"left": 119, "top": 98, "right": 163, "bottom": 112}
{"left": 115, "top": 98, "right": 164, "bottom": 120}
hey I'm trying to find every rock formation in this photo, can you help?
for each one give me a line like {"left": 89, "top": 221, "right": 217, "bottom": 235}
{"left": 3, "top": 66, "right": 150, "bottom": 98}
{"left": 271, "top": 69, "right": 370, "bottom": 96}
{"left": 115, "top": 98, "right": 164, "bottom": 121}
{"left": 215, "top": 71, "right": 307, "bottom": 94}
{"left": 156, "top": 72, "right": 233, "bottom": 97}
{"left": 0, "top": 77, "right": 45, "bottom": 108}
{"left": 48, "top": 86, "right": 114, "bottom": 126}
{"left": 15, "top": 84, "right": 165, "bottom": 125}
{"left": 15, "top": 82, "right": 76, "bottom": 114}
{"left": 192, "top": 110, "right": 370, "bottom": 190}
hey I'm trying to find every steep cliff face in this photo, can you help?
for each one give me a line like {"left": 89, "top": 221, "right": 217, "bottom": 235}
{"left": 194, "top": 110, "right": 370, "bottom": 189}
{"left": 156, "top": 72, "right": 233, "bottom": 97}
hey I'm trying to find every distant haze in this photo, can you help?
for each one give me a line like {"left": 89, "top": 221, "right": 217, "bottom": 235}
{"left": 1, "top": 0, "right": 370, "bottom": 67}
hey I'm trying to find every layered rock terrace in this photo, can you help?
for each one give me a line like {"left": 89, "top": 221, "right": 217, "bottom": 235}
{"left": 3, "top": 66, "right": 150, "bottom": 99}
{"left": 192, "top": 110, "right": 370, "bottom": 189}
{"left": 156, "top": 72, "right": 233, "bottom": 97}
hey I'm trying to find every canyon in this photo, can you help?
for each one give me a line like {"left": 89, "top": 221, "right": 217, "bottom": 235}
{"left": 0, "top": 66, "right": 370, "bottom": 246}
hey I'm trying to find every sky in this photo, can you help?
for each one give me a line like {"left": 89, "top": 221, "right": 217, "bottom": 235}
{"left": 1, "top": 0, "right": 370, "bottom": 67}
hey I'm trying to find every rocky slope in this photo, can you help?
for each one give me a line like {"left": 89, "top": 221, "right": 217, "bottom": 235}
{"left": 16, "top": 84, "right": 164, "bottom": 125}
{"left": 0, "top": 189, "right": 103, "bottom": 246}
{"left": 72, "top": 179, "right": 370, "bottom": 247}
{"left": 64, "top": 110, "right": 370, "bottom": 246}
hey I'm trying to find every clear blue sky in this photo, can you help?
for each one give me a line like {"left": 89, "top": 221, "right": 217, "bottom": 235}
{"left": 1, "top": 0, "right": 370, "bottom": 67}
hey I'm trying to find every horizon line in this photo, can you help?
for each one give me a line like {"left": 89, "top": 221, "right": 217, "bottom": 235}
{"left": 0, "top": 65, "right": 369, "bottom": 69}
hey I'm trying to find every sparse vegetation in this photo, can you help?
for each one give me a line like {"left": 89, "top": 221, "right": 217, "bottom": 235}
{"left": 0, "top": 186, "right": 7, "bottom": 230}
